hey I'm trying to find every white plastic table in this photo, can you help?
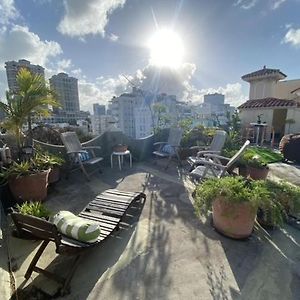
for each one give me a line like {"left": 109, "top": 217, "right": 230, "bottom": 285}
{"left": 110, "top": 150, "right": 132, "bottom": 170}
{"left": 250, "top": 123, "right": 268, "bottom": 146}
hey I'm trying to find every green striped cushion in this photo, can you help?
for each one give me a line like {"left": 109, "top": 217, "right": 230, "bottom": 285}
{"left": 51, "top": 211, "right": 101, "bottom": 243}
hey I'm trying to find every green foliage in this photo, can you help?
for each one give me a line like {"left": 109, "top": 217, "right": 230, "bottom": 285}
{"left": 152, "top": 103, "right": 170, "bottom": 134}
{"left": 34, "top": 151, "right": 65, "bottom": 169}
{"left": 194, "top": 176, "right": 270, "bottom": 216}
{"left": 244, "top": 147, "right": 282, "bottom": 164}
{"left": 180, "top": 125, "right": 217, "bottom": 148}
{"left": 16, "top": 201, "right": 51, "bottom": 218}
{"left": 243, "top": 153, "right": 268, "bottom": 169}
{"left": 194, "top": 177, "right": 299, "bottom": 226}
{"left": 3, "top": 155, "right": 51, "bottom": 179}
{"left": 0, "top": 68, "right": 59, "bottom": 149}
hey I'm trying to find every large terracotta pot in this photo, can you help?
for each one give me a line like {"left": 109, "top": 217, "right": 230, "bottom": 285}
{"left": 8, "top": 169, "right": 50, "bottom": 203}
{"left": 212, "top": 197, "right": 257, "bottom": 239}
{"left": 48, "top": 167, "right": 60, "bottom": 184}
{"left": 248, "top": 166, "right": 269, "bottom": 180}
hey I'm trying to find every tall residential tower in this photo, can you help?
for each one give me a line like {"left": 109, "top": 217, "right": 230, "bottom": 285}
{"left": 49, "top": 73, "right": 80, "bottom": 120}
{"left": 5, "top": 59, "right": 45, "bottom": 92}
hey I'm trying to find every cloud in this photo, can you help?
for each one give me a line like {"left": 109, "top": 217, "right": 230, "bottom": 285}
{"left": 108, "top": 33, "right": 119, "bottom": 42}
{"left": 0, "top": 0, "right": 19, "bottom": 25}
{"left": 234, "top": 0, "right": 258, "bottom": 9}
{"left": 234, "top": 0, "right": 287, "bottom": 10}
{"left": 283, "top": 27, "right": 300, "bottom": 47}
{"left": 271, "top": 0, "right": 287, "bottom": 10}
{"left": 75, "top": 63, "right": 247, "bottom": 112}
{"left": 57, "top": 0, "right": 126, "bottom": 38}
{"left": 0, "top": 25, "right": 62, "bottom": 67}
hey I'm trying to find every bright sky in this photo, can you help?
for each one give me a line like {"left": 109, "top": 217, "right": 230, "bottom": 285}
{"left": 0, "top": 0, "right": 300, "bottom": 111}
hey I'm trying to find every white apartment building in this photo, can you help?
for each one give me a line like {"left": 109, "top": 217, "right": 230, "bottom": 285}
{"left": 91, "top": 115, "right": 118, "bottom": 136}
{"left": 5, "top": 59, "right": 45, "bottom": 92}
{"left": 134, "top": 106, "right": 152, "bottom": 138}
{"left": 49, "top": 73, "right": 80, "bottom": 120}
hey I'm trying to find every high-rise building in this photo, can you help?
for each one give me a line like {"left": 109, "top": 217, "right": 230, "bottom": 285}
{"left": 5, "top": 59, "right": 45, "bottom": 92}
{"left": 49, "top": 73, "right": 80, "bottom": 119}
{"left": 93, "top": 104, "right": 106, "bottom": 116}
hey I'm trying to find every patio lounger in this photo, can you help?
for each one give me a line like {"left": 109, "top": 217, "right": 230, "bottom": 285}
{"left": 187, "top": 130, "right": 227, "bottom": 171}
{"left": 10, "top": 189, "right": 146, "bottom": 296}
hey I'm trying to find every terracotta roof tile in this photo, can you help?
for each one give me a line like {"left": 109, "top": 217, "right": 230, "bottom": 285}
{"left": 242, "top": 68, "right": 286, "bottom": 80}
{"left": 238, "top": 98, "right": 299, "bottom": 109}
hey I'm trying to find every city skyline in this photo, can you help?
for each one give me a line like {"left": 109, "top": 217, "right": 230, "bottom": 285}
{"left": 0, "top": 0, "right": 300, "bottom": 112}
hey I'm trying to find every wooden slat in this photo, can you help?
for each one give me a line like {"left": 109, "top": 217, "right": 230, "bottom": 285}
{"left": 87, "top": 203, "right": 125, "bottom": 214}
{"left": 95, "top": 195, "right": 133, "bottom": 204}
{"left": 80, "top": 210, "right": 120, "bottom": 223}
{"left": 79, "top": 215, "right": 117, "bottom": 231}
{"left": 105, "top": 189, "right": 140, "bottom": 196}
{"left": 91, "top": 199, "right": 128, "bottom": 209}
{"left": 79, "top": 212, "right": 120, "bottom": 226}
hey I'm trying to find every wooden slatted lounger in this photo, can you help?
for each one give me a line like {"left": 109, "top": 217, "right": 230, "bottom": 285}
{"left": 10, "top": 189, "right": 146, "bottom": 296}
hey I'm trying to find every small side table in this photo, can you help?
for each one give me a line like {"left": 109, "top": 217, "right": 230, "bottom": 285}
{"left": 110, "top": 150, "right": 132, "bottom": 170}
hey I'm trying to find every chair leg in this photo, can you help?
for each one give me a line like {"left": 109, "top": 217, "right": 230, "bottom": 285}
{"left": 25, "top": 240, "right": 49, "bottom": 280}
{"left": 60, "top": 254, "right": 82, "bottom": 296}
{"left": 79, "top": 162, "right": 90, "bottom": 181}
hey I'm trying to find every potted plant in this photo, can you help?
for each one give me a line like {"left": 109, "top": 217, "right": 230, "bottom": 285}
{"left": 35, "top": 152, "right": 65, "bottom": 184}
{"left": 16, "top": 201, "right": 52, "bottom": 219}
{"left": 243, "top": 153, "right": 269, "bottom": 180}
{"left": 256, "top": 180, "right": 300, "bottom": 228}
{"left": 5, "top": 158, "right": 50, "bottom": 203}
{"left": 194, "top": 176, "right": 271, "bottom": 239}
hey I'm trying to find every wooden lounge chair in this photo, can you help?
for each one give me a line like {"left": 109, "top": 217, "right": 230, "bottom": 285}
{"left": 61, "top": 131, "right": 103, "bottom": 181}
{"left": 10, "top": 189, "right": 146, "bottom": 296}
{"left": 153, "top": 127, "right": 183, "bottom": 169}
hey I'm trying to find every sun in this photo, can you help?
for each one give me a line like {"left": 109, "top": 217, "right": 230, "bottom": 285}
{"left": 148, "top": 28, "right": 184, "bottom": 69}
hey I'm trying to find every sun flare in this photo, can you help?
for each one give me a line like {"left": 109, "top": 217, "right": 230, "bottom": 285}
{"left": 148, "top": 29, "right": 184, "bottom": 69}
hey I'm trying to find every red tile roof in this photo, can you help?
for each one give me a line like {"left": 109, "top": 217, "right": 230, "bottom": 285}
{"left": 242, "top": 67, "right": 286, "bottom": 80}
{"left": 238, "top": 98, "right": 299, "bottom": 109}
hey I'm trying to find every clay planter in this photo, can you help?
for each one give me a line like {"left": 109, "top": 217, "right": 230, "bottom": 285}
{"left": 48, "top": 167, "right": 60, "bottom": 184}
{"left": 248, "top": 166, "right": 269, "bottom": 180}
{"left": 212, "top": 197, "right": 257, "bottom": 239}
{"left": 8, "top": 169, "right": 50, "bottom": 203}
{"left": 113, "top": 144, "right": 128, "bottom": 152}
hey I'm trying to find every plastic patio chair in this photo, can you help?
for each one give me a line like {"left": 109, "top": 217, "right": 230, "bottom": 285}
{"left": 153, "top": 127, "right": 183, "bottom": 169}
{"left": 61, "top": 132, "right": 103, "bottom": 181}
{"left": 187, "top": 130, "right": 227, "bottom": 170}
{"left": 190, "top": 140, "right": 250, "bottom": 181}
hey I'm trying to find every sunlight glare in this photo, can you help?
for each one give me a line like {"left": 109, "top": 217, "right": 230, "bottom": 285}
{"left": 148, "top": 29, "right": 184, "bottom": 69}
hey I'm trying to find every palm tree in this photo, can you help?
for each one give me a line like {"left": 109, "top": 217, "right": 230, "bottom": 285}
{"left": 0, "top": 68, "right": 59, "bottom": 151}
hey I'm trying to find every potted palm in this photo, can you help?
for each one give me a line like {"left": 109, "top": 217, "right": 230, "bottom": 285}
{"left": 194, "top": 176, "right": 271, "bottom": 239}
{"left": 243, "top": 153, "right": 269, "bottom": 180}
{"left": 4, "top": 158, "right": 50, "bottom": 203}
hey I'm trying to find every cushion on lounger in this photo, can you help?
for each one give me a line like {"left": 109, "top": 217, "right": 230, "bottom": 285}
{"left": 162, "top": 144, "right": 175, "bottom": 155}
{"left": 51, "top": 211, "right": 101, "bottom": 243}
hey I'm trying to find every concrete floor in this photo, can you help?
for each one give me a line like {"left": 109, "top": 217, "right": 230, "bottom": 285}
{"left": 5, "top": 161, "right": 300, "bottom": 299}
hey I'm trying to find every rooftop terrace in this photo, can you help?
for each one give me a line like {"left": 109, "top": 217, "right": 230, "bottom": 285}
{"left": 3, "top": 158, "right": 300, "bottom": 300}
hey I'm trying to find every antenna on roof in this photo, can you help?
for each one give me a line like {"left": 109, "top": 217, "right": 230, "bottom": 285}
{"left": 263, "top": 65, "right": 266, "bottom": 69}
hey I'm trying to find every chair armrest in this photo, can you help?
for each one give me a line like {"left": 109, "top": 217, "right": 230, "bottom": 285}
{"left": 153, "top": 142, "right": 167, "bottom": 146}
{"left": 82, "top": 146, "right": 101, "bottom": 150}
{"left": 197, "top": 150, "right": 220, "bottom": 157}
{"left": 203, "top": 154, "right": 230, "bottom": 161}
{"left": 66, "top": 150, "right": 88, "bottom": 155}
{"left": 199, "top": 160, "right": 226, "bottom": 169}
{"left": 189, "top": 146, "right": 208, "bottom": 150}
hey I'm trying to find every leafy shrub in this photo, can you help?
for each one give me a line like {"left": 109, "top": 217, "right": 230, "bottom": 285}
{"left": 243, "top": 153, "right": 268, "bottom": 169}
{"left": 194, "top": 176, "right": 270, "bottom": 216}
{"left": 16, "top": 201, "right": 51, "bottom": 219}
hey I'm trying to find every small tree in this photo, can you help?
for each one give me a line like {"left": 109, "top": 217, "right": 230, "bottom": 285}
{"left": 0, "top": 68, "right": 59, "bottom": 152}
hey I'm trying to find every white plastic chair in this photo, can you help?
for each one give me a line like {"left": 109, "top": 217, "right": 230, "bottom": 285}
{"left": 187, "top": 130, "right": 227, "bottom": 170}
{"left": 190, "top": 140, "right": 250, "bottom": 181}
